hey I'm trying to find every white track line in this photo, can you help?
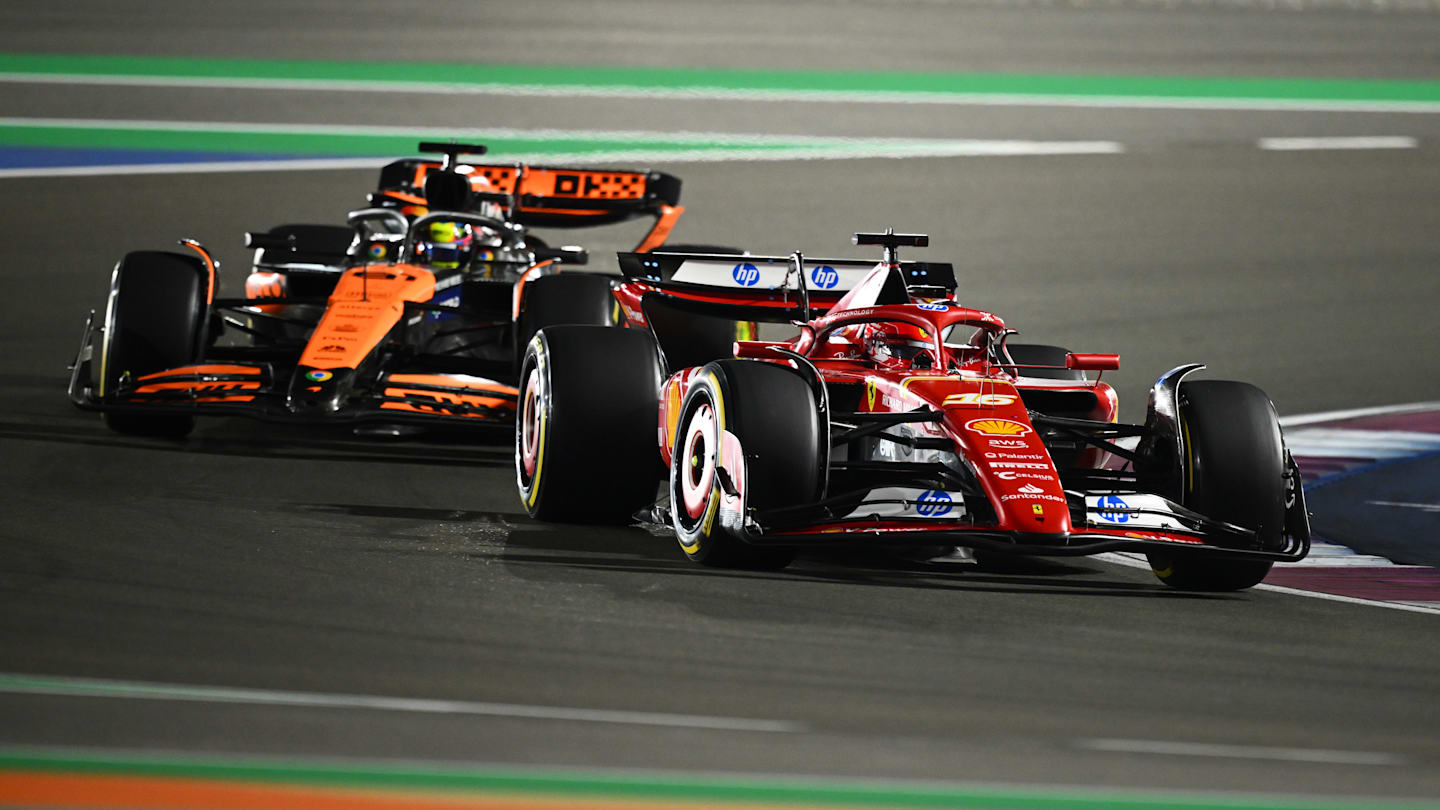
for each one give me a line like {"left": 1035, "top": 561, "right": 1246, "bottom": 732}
{"left": 0, "top": 117, "right": 1115, "bottom": 146}
{"left": 1367, "top": 500, "right": 1440, "bottom": 513}
{"left": 0, "top": 157, "right": 391, "bottom": 179}
{"left": 1280, "top": 400, "right": 1440, "bottom": 427}
{"left": 1282, "top": 428, "right": 1440, "bottom": 458}
{"left": 1079, "top": 738, "right": 1402, "bottom": 765}
{"left": 1096, "top": 553, "right": 1440, "bottom": 615}
{"left": 0, "top": 673, "right": 802, "bottom": 733}
{"left": 1258, "top": 136, "right": 1418, "bottom": 150}
{"left": 0, "top": 140, "right": 1125, "bottom": 180}
{"left": 0, "top": 118, "right": 1124, "bottom": 178}
{"left": 4, "top": 73, "right": 1440, "bottom": 114}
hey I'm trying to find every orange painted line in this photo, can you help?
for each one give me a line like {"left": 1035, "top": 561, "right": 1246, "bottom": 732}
{"left": 510, "top": 260, "right": 556, "bottom": 321}
{"left": 180, "top": 239, "right": 218, "bottom": 305}
{"left": 132, "top": 382, "right": 261, "bottom": 394}
{"left": 137, "top": 365, "right": 263, "bottom": 380}
{"left": 0, "top": 772, "right": 784, "bottom": 810}
{"left": 385, "top": 374, "right": 519, "bottom": 395}
{"left": 383, "top": 387, "right": 514, "bottom": 407}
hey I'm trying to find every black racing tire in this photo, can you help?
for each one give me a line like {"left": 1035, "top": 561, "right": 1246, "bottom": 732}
{"left": 515, "top": 274, "right": 616, "bottom": 370}
{"left": 670, "top": 360, "right": 823, "bottom": 569}
{"left": 653, "top": 243, "right": 746, "bottom": 255}
{"left": 99, "top": 250, "right": 209, "bottom": 437}
{"left": 1146, "top": 380, "right": 1285, "bottom": 591}
{"left": 515, "top": 325, "right": 662, "bottom": 524}
{"left": 1004, "top": 343, "right": 1084, "bottom": 381}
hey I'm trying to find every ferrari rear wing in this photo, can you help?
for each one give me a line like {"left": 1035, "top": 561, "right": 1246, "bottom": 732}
{"left": 616, "top": 251, "right": 957, "bottom": 322}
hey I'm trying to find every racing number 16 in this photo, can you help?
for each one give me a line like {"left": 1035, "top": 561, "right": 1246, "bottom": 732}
{"left": 947, "top": 393, "right": 1016, "bottom": 406}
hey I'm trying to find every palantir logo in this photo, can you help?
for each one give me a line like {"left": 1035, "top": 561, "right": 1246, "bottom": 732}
{"left": 1097, "top": 495, "right": 1130, "bottom": 523}
{"left": 915, "top": 489, "right": 952, "bottom": 517}
{"left": 732, "top": 262, "right": 760, "bottom": 286}
{"left": 811, "top": 265, "right": 839, "bottom": 289}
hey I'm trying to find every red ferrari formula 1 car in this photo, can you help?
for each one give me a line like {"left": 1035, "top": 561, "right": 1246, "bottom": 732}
{"left": 69, "top": 142, "right": 709, "bottom": 437}
{"left": 515, "top": 231, "right": 1311, "bottom": 591}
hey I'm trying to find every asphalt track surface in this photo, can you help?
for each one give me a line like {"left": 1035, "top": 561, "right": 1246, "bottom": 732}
{"left": 2, "top": 1, "right": 1440, "bottom": 806}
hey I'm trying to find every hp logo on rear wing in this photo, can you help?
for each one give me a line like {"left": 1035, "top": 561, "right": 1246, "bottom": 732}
{"left": 732, "top": 263, "right": 760, "bottom": 286}
{"left": 810, "top": 265, "right": 839, "bottom": 289}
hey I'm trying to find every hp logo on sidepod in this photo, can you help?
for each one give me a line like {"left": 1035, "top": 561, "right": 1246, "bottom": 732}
{"left": 732, "top": 263, "right": 760, "bottom": 286}
{"left": 811, "top": 265, "right": 839, "bottom": 289}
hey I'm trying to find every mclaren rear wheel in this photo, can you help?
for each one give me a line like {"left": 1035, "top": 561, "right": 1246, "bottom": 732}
{"left": 99, "top": 250, "right": 210, "bottom": 437}
{"left": 515, "top": 325, "right": 662, "bottom": 524}
{"left": 1146, "top": 380, "right": 1286, "bottom": 591}
{"left": 514, "top": 274, "right": 616, "bottom": 372}
{"left": 669, "top": 360, "right": 824, "bottom": 570}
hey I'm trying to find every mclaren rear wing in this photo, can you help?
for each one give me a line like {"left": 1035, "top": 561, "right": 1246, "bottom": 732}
{"left": 374, "top": 158, "right": 681, "bottom": 230}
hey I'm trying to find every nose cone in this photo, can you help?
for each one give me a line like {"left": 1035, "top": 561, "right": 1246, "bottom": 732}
{"left": 288, "top": 367, "right": 353, "bottom": 415}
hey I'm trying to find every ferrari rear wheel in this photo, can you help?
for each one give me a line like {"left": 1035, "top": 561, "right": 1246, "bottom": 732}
{"left": 515, "top": 325, "right": 662, "bottom": 524}
{"left": 669, "top": 360, "right": 823, "bottom": 569}
{"left": 100, "top": 250, "right": 210, "bottom": 437}
{"left": 1146, "top": 380, "right": 1285, "bottom": 591}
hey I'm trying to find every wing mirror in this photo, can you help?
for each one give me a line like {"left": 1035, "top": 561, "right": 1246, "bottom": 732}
{"left": 1066, "top": 353, "right": 1120, "bottom": 371}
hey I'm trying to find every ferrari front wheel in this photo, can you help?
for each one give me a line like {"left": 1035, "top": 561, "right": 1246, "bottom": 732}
{"left": 1146, "top": 380, "right": 1285, "bottom": 591}
{"left": 669, "top": 360, "right": 823, "bottom": 570}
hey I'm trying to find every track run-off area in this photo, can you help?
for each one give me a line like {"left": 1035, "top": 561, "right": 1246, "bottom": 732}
{"left": 2, "top": 2, "right": 1439, "bottom": 807}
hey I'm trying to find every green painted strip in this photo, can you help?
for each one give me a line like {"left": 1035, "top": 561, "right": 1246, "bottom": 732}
{"left": 2, "top": 52, "right": 1439, "bottom": 103}
{"left": 0, "top": 748, "right": 1434, "bottom": 810}
{"left": 0, "top": 123, "right": 801, "bottom": 157}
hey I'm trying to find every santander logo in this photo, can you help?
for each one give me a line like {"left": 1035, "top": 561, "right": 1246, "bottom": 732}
{"left": 1018, "top": 483, "right": 1045, "bottom": 494}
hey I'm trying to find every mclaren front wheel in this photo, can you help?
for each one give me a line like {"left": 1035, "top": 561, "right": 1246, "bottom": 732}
{"left": 99, "top": 250, "right": 210, "bottom": 437}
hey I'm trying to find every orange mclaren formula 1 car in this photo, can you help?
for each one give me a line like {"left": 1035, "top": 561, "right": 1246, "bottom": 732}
{"left": 515, "top": 230, "right": 1311, "bottom": 591}
{"left": 69, "top": 142, "right": 715, "bottom": 437}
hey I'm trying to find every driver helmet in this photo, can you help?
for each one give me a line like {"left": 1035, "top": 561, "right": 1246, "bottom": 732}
{"left": 865, "top": 322, "right": 935, "bottom": 367}
{"left": 421, "top": 220, "right": 474, "bottom": 269}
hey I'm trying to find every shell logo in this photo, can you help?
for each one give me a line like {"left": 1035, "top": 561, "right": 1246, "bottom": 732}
{"left": 966, "top": 418, "right": 1031, "bottom": 437}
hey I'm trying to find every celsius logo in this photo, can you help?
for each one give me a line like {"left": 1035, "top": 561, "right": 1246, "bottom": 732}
{"left": 732, "top": 263, "right": 760, "bottom": 286}
{"left": 915, "top": 490, "right": 952, "bottom": 517}
{"left": 811, "top": 265, "right": 839, "bottom": 289}
{"left": 1097, "top": 495, "right": 1130, "bottom": 523}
